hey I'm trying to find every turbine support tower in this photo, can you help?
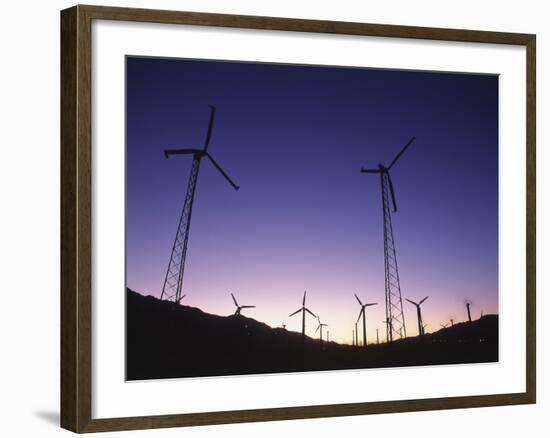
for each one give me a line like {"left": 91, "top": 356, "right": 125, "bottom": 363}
{"left": 466, "top": 302, "right": 472, "bottom": 323}
{"left": 160, "top": 158, "right": 201, "bottom": 304}
{"left": 160, "top": 106, "right": 240, "bottom": 304}
{"left": 380, "top": 170, "right": 407, "bottom": 341}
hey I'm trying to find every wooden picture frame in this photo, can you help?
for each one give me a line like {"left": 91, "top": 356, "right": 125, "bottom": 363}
{"left": 61, "top": 4, "right": 536, "bottom": 433}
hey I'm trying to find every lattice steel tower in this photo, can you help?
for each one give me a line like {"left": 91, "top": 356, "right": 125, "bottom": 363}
{"left": 160, "top": 106, "right": 240, "bottom": 304}
{"left": 361, "top": 136, "right": 416, "bottom": 342}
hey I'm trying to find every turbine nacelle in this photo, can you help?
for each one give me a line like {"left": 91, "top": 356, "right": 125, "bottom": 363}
{"left": 360, "top": 136, "right": 416, "bottom": 213}
{"left": 163, "top": 106, "right": 240, "bottom": 191}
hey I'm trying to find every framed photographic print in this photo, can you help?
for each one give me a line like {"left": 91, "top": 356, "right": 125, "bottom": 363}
{"left": 60, "top": 4, "right": 536, "bottom": 433}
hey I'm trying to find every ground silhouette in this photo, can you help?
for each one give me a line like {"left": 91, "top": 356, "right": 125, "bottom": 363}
{"left": 126, "top": 288, "right": 498, "bottom": 380}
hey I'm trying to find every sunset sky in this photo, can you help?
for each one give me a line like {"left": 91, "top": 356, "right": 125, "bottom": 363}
{"left": 126, "top": 56, "right": 498, "bottom": 344}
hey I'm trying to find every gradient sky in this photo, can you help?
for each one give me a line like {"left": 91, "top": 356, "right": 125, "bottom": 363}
{"left": 126, "top": 56, "right": 498, "bottom": 344}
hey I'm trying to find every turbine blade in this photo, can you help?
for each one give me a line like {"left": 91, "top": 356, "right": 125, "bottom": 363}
{"left": 365, "top": 302, "right": 378, "bottom": 307}
{"left": 242, "top": 305, "right": 256, "bottom": 309}
{"left": 354, "top": 293, "right": 363, "bottom": 306}
{"left": 388, "top": 136, "right": 416, "bottom": 170}
{"left": 357, "top": 309, "right": 364, "bottom": 324}
{"left": 231, "top": 293, "right": 238, "bottom": 307}
{"left": 405, "top": 298, "right": 418, "bottom": 306}
{"left": 289, "top": 309, "right": 301, "bottom": 317}
{"left": 305, "top": 308, "right": 316, "bottom": 318}
{"left": 387, "top": 172, "right": 398, "bottom": 212}
{"left": 164, "top": 148, "right": 202, "bottom": 158}
{"left": 419, "top": 296, "right": 429, "bottom": 305}
{"left": 303, "top": 290, "right": 306, "bottom": 306}
{"left": 361, "top": 168, "right": 381, "bottom": 174}
{"left": 205, "top": 153, "right": 240, "bottom": 191}
{"left": 203, "top": 105, "right": 216, "bottom": 151}
{"left": 315, "top": 325, "right": 320, "bottom": 333}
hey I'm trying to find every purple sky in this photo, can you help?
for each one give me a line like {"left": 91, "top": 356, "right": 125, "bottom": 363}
{"left": 126, "top": 57, "right": 498, "bottom": 344}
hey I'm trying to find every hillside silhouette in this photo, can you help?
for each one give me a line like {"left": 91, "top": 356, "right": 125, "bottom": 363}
{"left": 127, "top": 289, "right": 498, "bottom": 380}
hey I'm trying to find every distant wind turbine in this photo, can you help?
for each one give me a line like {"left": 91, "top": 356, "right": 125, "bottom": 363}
{"left": 230, "top": 293, "right": 255, "bottom": 316}
{"left": 466, "top": 301, "right": 473, "bottom": 323}
{"left": 354, "top": 294, "right": 378, "bottom": 347}
{"left": 405, "top": 296, "right": 429, "bottom": 337}
{"left": 315, "top": 316, "right": 328, "bottom": 344}
{"left": 289, "top": 291, "right": 316, "bottom": 342}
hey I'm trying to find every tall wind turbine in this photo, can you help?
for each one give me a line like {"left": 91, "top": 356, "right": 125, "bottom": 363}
{"left": 361, "top": 136, "right": 416, "bottom": 341}
{"left": 289, "top": 291, "right": 316, "bottom": 342}
{"left": 231, "top": 293, "right": 256, "bottom": 316}
{"left": 315, "top": 316, "right": 328, "bottom": 344}
{"left": 405, "top": 296, "right": 429, "bottom": 337}
{"left": 354, "top": 294, "right": 377, "bottom": 347}
{"left": 160, "top": 106, "right": 240, "bottom": 304}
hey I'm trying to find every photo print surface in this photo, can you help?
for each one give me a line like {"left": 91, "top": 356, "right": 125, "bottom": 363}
{"left": 125, "top": 56, "right": 498, "bottom": 381}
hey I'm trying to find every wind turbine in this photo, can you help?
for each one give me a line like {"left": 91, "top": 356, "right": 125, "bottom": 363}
{"left": 354, "top": 294, "right": 378, "bottom": 347}
{"left": 289, "top": 291, "right": 316, "bottom": 342}
{"left": 230, "top": 293, "right": 256, "bottom": 316}
{"left": 315, "top": 316, "right": 328, "bottom": 344}
{"left": 450, "top": 318, "right": 455, "bottom": 326}
{"left": 160, "top": 106, "right": 240, "bottom": 304}
{"left": 466, "top": 301, "right": 473, "bottom": 323}
{"left": 405, "top": 296, "right": 429, "bottom": 337}
{"left": 361, "top": 136, "right": 416, "bottom": 342}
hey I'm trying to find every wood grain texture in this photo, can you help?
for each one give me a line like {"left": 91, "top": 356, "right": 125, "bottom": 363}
{"left": 60, "top": 5, "right": 78, "bottom": 432}
{"left": 525, "top": 34, "right": 536, "bottom": 403}
{"left": 60, "top": 4, "right": 536, "bottom": 433}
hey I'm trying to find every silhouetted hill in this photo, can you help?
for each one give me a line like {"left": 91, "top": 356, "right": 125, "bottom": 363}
{"left": 127, "top": 289, "right": 498, "bottom": 380}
